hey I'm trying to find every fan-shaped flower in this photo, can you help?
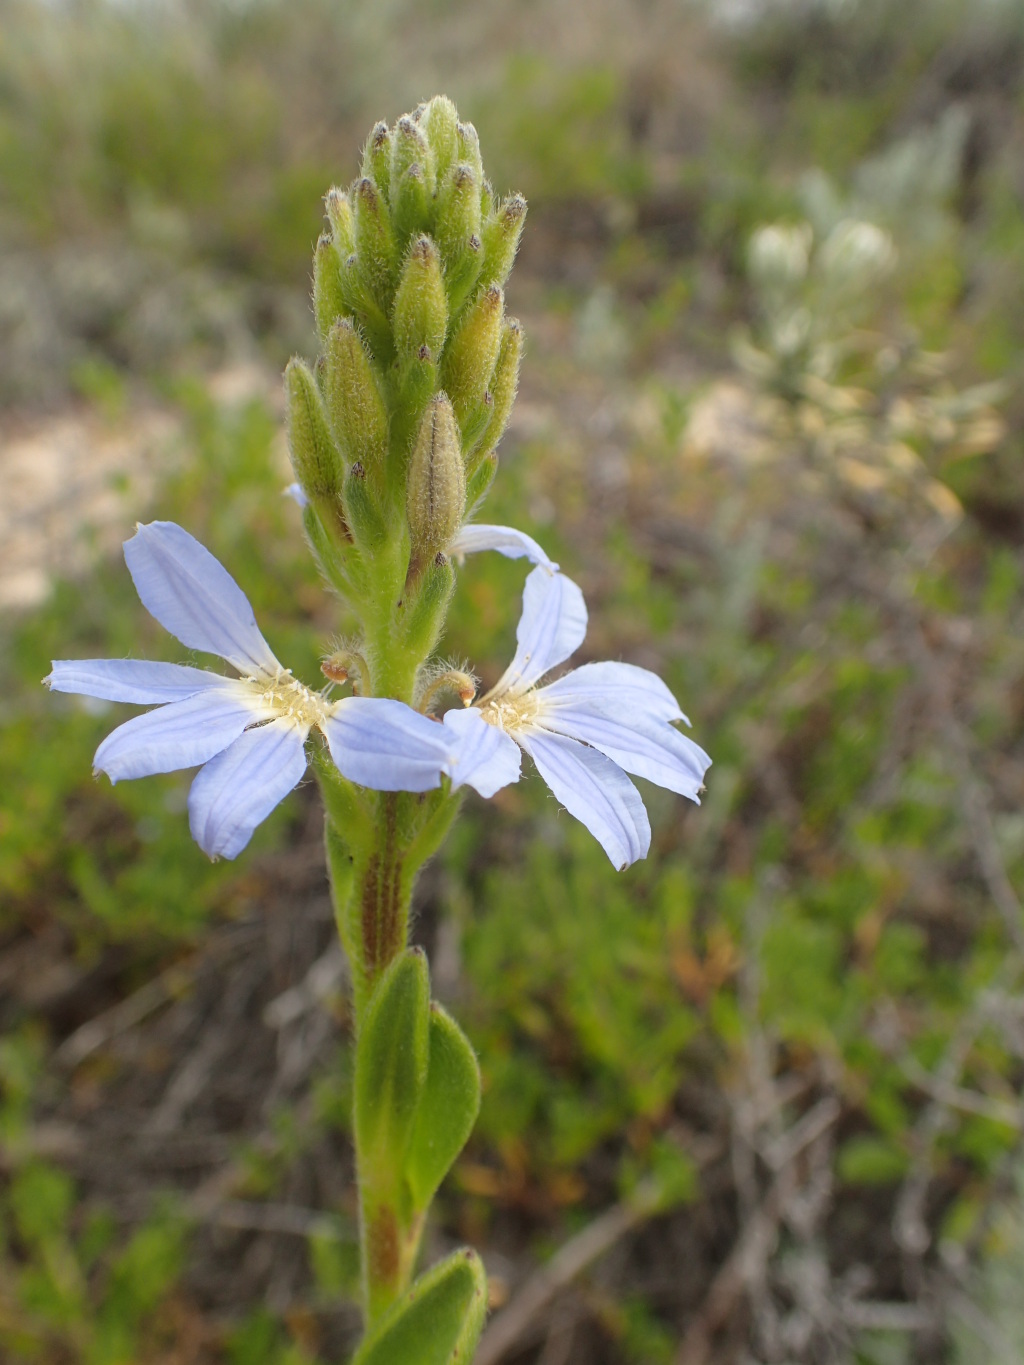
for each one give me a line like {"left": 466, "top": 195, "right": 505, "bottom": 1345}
{"left": 443, "top": 567, "right": 711, "bottom": 869}
{"left": 45, "top": 522, "right": 473, "bottom": 860}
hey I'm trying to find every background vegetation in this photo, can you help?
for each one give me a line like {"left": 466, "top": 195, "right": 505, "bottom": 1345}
{"left": 3, "top": 1, "right": 1024, "bottom": 1361}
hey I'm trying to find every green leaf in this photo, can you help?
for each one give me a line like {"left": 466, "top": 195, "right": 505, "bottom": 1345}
{"left": 354, "top": 949, "right": 431, "bottom": 1190}
{"left": 353, "top": 1249, "right": 487, "bottom": 1365}
{"left": 405, "top": 1004, "right": 481, "bottom": 1213}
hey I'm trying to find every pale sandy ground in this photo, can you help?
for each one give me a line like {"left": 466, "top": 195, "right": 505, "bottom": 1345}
{"left": 0, "top": 363, "right": 284, "bottom": 614}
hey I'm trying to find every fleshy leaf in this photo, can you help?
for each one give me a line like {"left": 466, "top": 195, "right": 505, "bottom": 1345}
{"left": 352, "top": 1249, "right": 487, "bottom": 1365}
{"left": 354, "top": 949, "right": 431, "bottom": 1189}
{"left": 405, "top": 1004, "right": 481, "bottom": 1214}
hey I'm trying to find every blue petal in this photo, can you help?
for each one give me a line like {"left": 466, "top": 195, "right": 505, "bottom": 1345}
{"left": 534, "top": 704, "right": 710, "bottom": 799}
{"left": 283, "top": 482, "right": 310, "bottom": 508}
{"left": 451, "top": 523, "right": 559, "bottom": 573}
{"left": 323, "top": 698, "right": 455, "bottom": 793}
{"left": 539, "top": 660, "right": 688, "bottom": 724}
{"left": 491, "top": 566, "right": 587, "bottom": 694}
{"left": 93, "top": 687, "right": 270, "bottom": 783}
{"left": 124, "top": 522, "right": 280, "bottom": 675}
{"left": 442, "top": 707, "right": 522, "bottom": 796}
{"left": 45, "top": 658, "right": 233, "bottom": 704}
{"left": 188, "top": 718, "right": 308, "bottom": 859}
{"left": 517, "top": 729, "right": 650, "bottom": 869}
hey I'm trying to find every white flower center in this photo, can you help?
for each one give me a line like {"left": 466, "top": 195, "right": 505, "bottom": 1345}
{"left": 244, "top": 668, "right": 330, "bottom": 731}
{"left": 480, "top": 688, "right": 538, "bottom": 734}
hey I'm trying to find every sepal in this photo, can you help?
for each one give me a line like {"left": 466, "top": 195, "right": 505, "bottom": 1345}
{"left": 352, "top": 1249, "right": 487, "bottom": 1365}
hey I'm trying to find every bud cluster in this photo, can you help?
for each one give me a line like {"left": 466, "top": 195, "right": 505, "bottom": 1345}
{"left": 286, "top": 97, "right": 526, "bottom": 677}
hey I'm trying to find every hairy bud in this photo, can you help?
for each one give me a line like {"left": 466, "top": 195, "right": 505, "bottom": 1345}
{"left": 325, "top": 318, "right": 389, "bottom": 479}
{"left": 393, "top": 235, "right": 448, "bottom": 361}
{"left": 391, "top": 115, "right": 435, "bottom": 197}
{"left": 313, "top": 234, "right": 346, "bottom": 342}
{"left": 325, "top": 187, "right": 355, "bottom": 255}
{"left": 407, "top": 394, "right": 466, "bottom": 564}
{"left": 285, "top": 358, "right": 343, "bottom": 505}
{"left": 441, "top": 285, "right": 504, "bottom": 425}
{"left": 436, "top": 163, "right": 482, "bottom": 271}
{"left": 362, "top": 122, "right": 391, "bottom": 199}
{"left": 469, "top": 316, "right": 522, "bottom": 468}
{"left": 353, "top": 177, "right": 398, "bottom": 308}
{"left": 418, "top": 95, "right": 459, "bottom": 183}
{"left": 479, "top": 194, "right": 527, "bottom": 290}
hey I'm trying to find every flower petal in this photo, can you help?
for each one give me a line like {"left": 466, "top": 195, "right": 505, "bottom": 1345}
{"left": 442, "top": 707, "right": 522, "bottom": 797}
{"left": 323, "top": 698, "right": 455, "bottom": 793}
{"left": 539, "top": 660, "right": 688, "bottom": 724}
{"left": 451, "top": 523, "right": 559, "bottom": 573}
{"left": 518, "top": 729, "right": 650, "bottom": 869}
{"left": 188, "top": 717, "right": 308, "bottom": 860}
{"left": 534, "top": 703, "right": 710, "bottom": 799}
{"left": 123, "top": 521, "right": 280, "bottom": 675}
{"left": 283, "top": 482, "right": 310, "bottom": 508}
{"left": 491, "top": 566, "right": 587, "bottom": 695}
{"left": 45, "top": 658, "right": 234, "bottom": 705}
{"left": 93, "top": 686, "right": 271, "bottom": 783}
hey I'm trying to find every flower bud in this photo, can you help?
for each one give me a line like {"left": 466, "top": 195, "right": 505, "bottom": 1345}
{"left": 748, "top": 223, "right": 810, "bottom": 292}
{"left": 418, "top": 96, "right": 459, "bottom": 181}
{"left": 456, "top": 120, "right": 483, "bottom": 187}
{"left": 468, "top": 316, "right": 522, "bottom": 467}
{"left": 336, "top": 251, "right": 393, "bottom": 362}
{"left": 479, "top": 193, "right": 527, "bottom": 290}
{"left": 343, "top": 460, "right": 388, "bottom": 553}
{"left": 390, "top": 115, "right": 435, "bottom": 197}
{"left": 407, "top": 394, "right": 466, "bottom": 564}
{"left": 819, "top": 219, "right": 895, "bottom": 286}
{"left": 353, "top": 177, "right": 398, "bottom": 308}
{"left": 361, "top": 121, "right": 391, "bottom": 200}
{"left": 392, "top": 235, "right": 448, "bottom": 361}
{"left": 313, "top": 234, "right": 346, "bottom": 342}
{"left": 465, "top": 450, "right": 498, "bottom": 512}
{"left": 441, "top": 285, "right": 504, "bottom": 425}
{"left": 325, "top": 318, "right": 389, "bottom": 477}
{"left": 325, "top": 186, "right": 355, "bottom": 255}
{"left": 391, "top": 163, "right": 431, "bottom": 250}
{"left": 285, "top": 358, "right": 344, "bottom": 515}
{"left": 436, "top": 163, "right": 482, "bottom": 271}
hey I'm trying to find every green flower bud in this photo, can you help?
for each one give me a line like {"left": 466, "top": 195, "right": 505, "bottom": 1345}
{"left": 401, "top": 553, "right": 455, "bottom": 661}
{"left": 391, "top": 115, "right": 435, "bottom": 197}
{"left": 337, "top": 250, "right": 394, "bottom": 362}
{"left": 285, "top": 357, "right": 343, "bottom": 504}
{"left": 468, "top": 316, "right": 522, "bottom": 466}
{"left": 444, "top": 233, "right": 483, "bottom": 316}
{"left": 325, "top": 186, "right": 355, "bottom": 255}
{"left": 418, "top": 95, "right": 459, "bottom": 183}
{"left": 354, "top": 177, "right": 398, "bottom": 308}
{"left": 313, "top": 234, "right": 346, "bottom": 342}
{"left": 391, "top": 163, "right": 431, "bottom": 251}
{"left": 407, "top": 394, "right": 465, "bottom": 565}
{"left": 479, "top": 193, "right": 527, "bottom": 290}
{"left": 325, "top": 318, "right": 389, "bottom": 476}
{"left": 362, "top": 121, "right": 392, "bottom": 200}
{"left": 435, "top": 163, "right": 482, "bottom": 272}
{"left": 344, "top": 459, "right": 388, "bottom": 554}
{"left": 456, "top": 120, "right": 483, "bottom": 186}
{"left": 392, "top": 235, "right": 448, "bottom": 361}
{"left": 465, "top": 450, "right": 497, "bottom": 512}
{"left": 441, "top": 285, "right": 503, "bottom": 425}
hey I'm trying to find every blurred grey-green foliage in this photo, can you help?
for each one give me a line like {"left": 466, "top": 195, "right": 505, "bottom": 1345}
{"left": 3, "top": 0, "right": 1024, "bottom": 1361}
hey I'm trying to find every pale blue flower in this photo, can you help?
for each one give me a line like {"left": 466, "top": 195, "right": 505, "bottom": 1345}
{"left": 45, "top": 522, "right": 472, "bottom": 860}
{"left": 443, "top": 567, "right": 711, "bottom": 869}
